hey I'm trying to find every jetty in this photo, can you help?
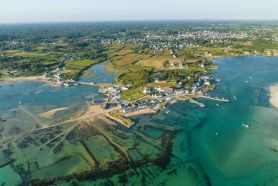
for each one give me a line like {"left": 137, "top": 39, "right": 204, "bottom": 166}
{"left": 196, "top": 95, "right": 229, "bottom": 102}
{"left": 79, "top": 82, "right": 97, "bottom": 86}
{"left": 79, "top": 82, "right": 114, "bottom": 88}
{"left": 189, "top": 99, "right": 205, "bottom": 108}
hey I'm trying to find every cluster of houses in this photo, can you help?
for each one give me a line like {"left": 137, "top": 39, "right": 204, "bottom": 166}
{"left": 143, "top": 86, "right": 174, "bottom": 98}
{"left": 99, "top": 84, "right": 171, "bottom": 112}
{"left": 43, "top": 67, "right": 78, "bottom": 87}
{"left": 59, "top": 53, "right": 80, "bottom": 62}
{"left": 144, "top": 76, "right": 213, "bottom": 98}
{"left": 266, "top": 50, "right": 278, "bottom": 56}
{"left": 100, "top": 28, "right": 262, "bottom": 52}
{"left": 99, "top": 85, "right": 129, "bottom": 103}
{"left": 168, "top": 59, "right": 183, "bottom": 68}
{"left": 99, "top": 71, "right": 215, "bottom": 114}
{"left": 119, "top": 99, "right": 162, "bottom": 113}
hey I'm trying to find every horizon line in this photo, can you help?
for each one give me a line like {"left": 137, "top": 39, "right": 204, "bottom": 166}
{"left": 1, "top": 19, "right": 278, "bottom": 25}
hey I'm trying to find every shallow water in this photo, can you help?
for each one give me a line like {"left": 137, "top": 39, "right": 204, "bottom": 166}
{"left": 144, "top": 126, "right": 164, "bottom": 138}
{"left": 137, "top": 56, "right": 278, "bottom": 186}
{"left": 0, "top": 80, "right": 103, "bottom": 124}
{"left": 1, "top": 56, "right": 278, "bottom": 185}
{"left": 80, "top": 63, "right": 116, "bottom": 84}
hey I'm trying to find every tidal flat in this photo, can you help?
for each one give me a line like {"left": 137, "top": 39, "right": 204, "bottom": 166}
{"left": 1, "top": 57, "right": 278, "bottom": 185}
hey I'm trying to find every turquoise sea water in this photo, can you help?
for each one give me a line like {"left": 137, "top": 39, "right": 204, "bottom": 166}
{"left": 134, "top": 56, "right": 278, "bottom": 185}
{"left": 0, "top": 81, "right": 103, "bottom": 122}
{"left": 0, "top": 63, "right": 114, "bottom": 119}
{"left": 1, "top": 56, "right": 278, "bottom": 185}
{"left": 144, "top": 126, "right": 164, "bottom": 138}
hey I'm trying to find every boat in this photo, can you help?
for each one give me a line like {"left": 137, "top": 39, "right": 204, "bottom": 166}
{"left": 242, "top": 123, "right": 250, "bottom": 128}
{"left": 165, "top": 111, "right": 170, "bottom": 114}
{"left": 19, "top": 101, "right": 22, "bottom": 105}
{"left": 245, "top": 80, "right": 249, "bottom": 83}
{"left": 216, "top": 104, "right": 220, "bottom": 107}
{"left": 215, "top": 132, "right": 219, "bottom": 136}
{"left": 233, "top": 96, "right": 238, "bottom": 100}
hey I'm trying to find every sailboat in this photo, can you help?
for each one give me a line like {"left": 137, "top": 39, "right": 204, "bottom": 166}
{"left": 242, "top": 123, "right": 250, "bottom": 128}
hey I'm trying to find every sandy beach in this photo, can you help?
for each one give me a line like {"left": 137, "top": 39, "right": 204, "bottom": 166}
{"left": 124, "top": 108, "right": 156, "bottom": 117}
{"left": 269, "top": 84, "right": 278, "bottom": 108}
{"left": 82, "top": 105, "right": 115, "bottom": 119}
{"left": 39, "top": 107, "right": 69, "bottom": 119}
{"left": 4, "top": 76, "right": 46, "bottom": 82}
{"left": 1, "top": 76, "right": 61, "bottom": 87}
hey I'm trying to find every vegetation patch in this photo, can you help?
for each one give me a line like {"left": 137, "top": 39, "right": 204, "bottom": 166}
{"left": 120, "top": 87, "right": 145, "bottom": 102}
{"left": 108, "top": 111, "right": 133, "bottom": 127}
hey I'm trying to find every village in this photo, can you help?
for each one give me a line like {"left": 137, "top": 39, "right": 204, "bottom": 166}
{"left": 42, "top": 67, "right": 79, "bottom": 87}
{"left": 18, "top": 48, "right": 229, "bottom": 129}
{"left": 39, "top": 57, "right": 227, "bottom": 129}
{"left": 98, "top": 70, "right": 227, "bottom": 128}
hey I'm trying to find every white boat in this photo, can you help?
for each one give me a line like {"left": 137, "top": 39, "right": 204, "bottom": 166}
{"left": 233, "top": 96, "right": 238, "bottom": 100}
{"left": 242, "top": 123, "right": 250, "bottom": 128}
{"left": 165, "top": 111, "right": 170, "bottom": 114}
{"left": 216, "top": 104, "right": 220, "bottom": 107}
{"left": 245, "top": 80, "right": 249, "bottom": 83}
{"left": 215, "top": 132, "right": 219, "bottom": 136}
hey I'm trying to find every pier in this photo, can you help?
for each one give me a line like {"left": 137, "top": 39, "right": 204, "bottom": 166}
{"left": 176, "top": 94, "right": 229, "bottom": 107}
{"left": 196, "top": 95, "right": 229, "bottom": 102}
{"left": 79, "top": 82, "right": 97, "bottom": 86}
{"left": 79, "top": 82, "right": 114, "bottom": 88}
{"left": 189, "top": 99, "right": 205, "bottom": 108}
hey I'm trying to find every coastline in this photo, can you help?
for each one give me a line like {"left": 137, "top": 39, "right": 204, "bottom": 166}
{"left": 2, "top": 76, "right": 46, "bottom": 82}
{"left": 39, "top": 107, "right": 69, "bottom": 119}
{"left": 124, "top": 108, "right": 156, "bottom": 117}
{"left": 1, "top": 76, "right": 62, "bottom": 87}
{"left": 269, "top": 84, "right": 278, "bottom": 108}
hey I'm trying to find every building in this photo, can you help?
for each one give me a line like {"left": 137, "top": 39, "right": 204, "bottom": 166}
{"left": 143, "top": 87, "right": 155, "bottom": 94}
{"left": 169, "top": 59, "right": 183, "bottom": 67}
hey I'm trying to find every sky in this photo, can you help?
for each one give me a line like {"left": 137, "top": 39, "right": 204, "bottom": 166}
{"left": 0, "top": 0, "right": 278, "bottom": 23}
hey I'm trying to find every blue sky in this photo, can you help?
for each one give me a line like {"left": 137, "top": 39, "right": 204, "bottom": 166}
{"left": 0, "top": 0, "right": 278, "bottom": 23}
